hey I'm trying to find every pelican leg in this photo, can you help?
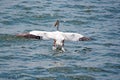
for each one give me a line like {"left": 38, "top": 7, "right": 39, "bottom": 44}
{"left": 61, "top": 47, "right": 65, "bottom": 52}
{"left": 52, "top": 39, "right": 56, "bottom": 50}
{"left": 61, "top": 40, "right": 65, "bottom": 52}
{"left": 53, "top": 39, "right": 56, "bottom": 46}
{"left": 62, "top": 40, "right": 64, "bottom": 47}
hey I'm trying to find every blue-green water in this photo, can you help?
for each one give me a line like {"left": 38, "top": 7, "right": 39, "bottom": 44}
{"left": 0, "top": 0, "right": 120, "bottom": 80}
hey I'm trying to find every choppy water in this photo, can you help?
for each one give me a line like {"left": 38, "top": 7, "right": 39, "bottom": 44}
{"left": 0, "top": 0, "right": 120, "bottom": 80}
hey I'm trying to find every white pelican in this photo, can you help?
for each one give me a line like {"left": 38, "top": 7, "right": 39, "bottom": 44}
{"left": 17, "top": 20, "right": 90, "bottom": 51}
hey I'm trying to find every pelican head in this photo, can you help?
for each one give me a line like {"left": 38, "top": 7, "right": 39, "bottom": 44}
{"left": 54, "top": 20, "right": 59, "bottom": 30}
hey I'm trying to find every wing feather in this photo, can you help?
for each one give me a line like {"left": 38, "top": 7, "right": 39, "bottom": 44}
{"left": 29, "top": 31, "right": 55, "bottom": 40}
{"left": 62, "top": 32, "right": 84, "bottom": 41}
{"left": 29, "top": 31, "right": 85, "bottom": 41}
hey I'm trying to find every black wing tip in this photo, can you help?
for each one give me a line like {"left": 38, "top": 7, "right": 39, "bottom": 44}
{"left": 16, "top": 33, "right": 42, "bottom": 39}
{"left": 79, "top": 37, "right": 91, "bottom": 41}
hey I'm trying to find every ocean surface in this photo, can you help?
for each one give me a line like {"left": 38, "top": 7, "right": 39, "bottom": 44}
{"left": 0, "top": 0, "right": 120, "bottom": 80}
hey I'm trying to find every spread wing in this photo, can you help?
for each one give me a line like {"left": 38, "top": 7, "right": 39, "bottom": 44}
{"left": 62, "top": 32, "right": 84, "bottom": 41}
{"left": 29, "top": 31, "right": 89, "bottom": 41}
{"left": 29, "top": 31, "right": 55, "bottom": 40}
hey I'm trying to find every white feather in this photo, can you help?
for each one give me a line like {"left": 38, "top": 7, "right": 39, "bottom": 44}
{"left": 62, "top": 32, "right": 84, "bottom": 41}
{"left": 29, "top": 31, "right": 84, "bottom": 41}
{"left": 29, "top": 31, "right": 55, "bottom": 40}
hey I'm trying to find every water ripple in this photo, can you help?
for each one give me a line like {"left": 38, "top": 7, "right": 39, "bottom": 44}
{"left": 0, "top": 0, "right": 120, "bottom": 80}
